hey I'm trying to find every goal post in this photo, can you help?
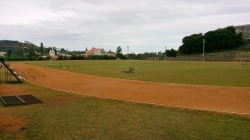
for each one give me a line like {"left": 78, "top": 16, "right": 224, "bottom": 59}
{"left": 132, "top": 67, "right": 138, "bottom": 73}
{"left": 240, "top": 58, "right": 250, "bottom": 65}
{"left": 120, "top": 66, "right": 128, "bottom": 72}
{"left": 120, "top": 66, "right": 138, "bottom": 73}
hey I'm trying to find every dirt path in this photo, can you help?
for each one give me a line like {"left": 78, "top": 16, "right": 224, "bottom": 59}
{"left": 10, "top": 62, "right": 250, "bottom": 115}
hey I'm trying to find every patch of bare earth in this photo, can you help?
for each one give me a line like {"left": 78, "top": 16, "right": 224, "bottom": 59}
{"left": 0, "top": 114, "right": 30, "bottom": 139}
{"left": 0, "top": 84, "right": 30, "bottom": 139}
{"left": 11, "top": 62, "right": 250, "bottom": 116}
{"left": 0, "top": 84, "right": 24, "bottom": 96}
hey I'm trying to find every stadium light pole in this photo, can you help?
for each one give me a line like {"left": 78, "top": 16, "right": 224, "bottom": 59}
{"left": 203, "top": 39, "right": 205, "bottom": 61}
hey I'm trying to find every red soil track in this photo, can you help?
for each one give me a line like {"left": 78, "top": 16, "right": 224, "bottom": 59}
{"left": 11, "top": 62, "right": 250, "bottom": 115}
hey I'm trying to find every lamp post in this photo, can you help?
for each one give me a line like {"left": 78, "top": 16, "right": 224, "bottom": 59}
{"left": 67, "top": 48, "right": 69, "bottom": 60}
{"left": 203, "top": 39, "right": 205, "bottom": 61}
{"left": 165, "top": 46, "right": 167, "bottom": 60}
{"left": 127, "top": 46, "right": 129, "bottom": 59}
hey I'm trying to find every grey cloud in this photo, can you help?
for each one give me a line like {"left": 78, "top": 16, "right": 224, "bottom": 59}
{"left": 1, "top": 0, "right": 249, "bottom": 53}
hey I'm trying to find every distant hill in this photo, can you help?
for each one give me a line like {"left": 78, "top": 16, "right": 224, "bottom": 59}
{"left": 0, "top": 40, "right": 38, "bottom": 55}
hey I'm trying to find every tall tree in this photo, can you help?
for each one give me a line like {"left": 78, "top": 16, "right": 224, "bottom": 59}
{"left": 7, "top": 49, "right": 12, "bottom": 57}
{"left": 28, "top": 46, "right": 36, "bottom": 59}
{"left": 116, "top": 46, "right": 127, "bottom": 59}
{"left": 40, "top": 43, "right": 44, "bottom": 55}
{"left": 165, "top": 49, "right": 177, "bottom": 57}
{"left": 53, "top": 47, "right": 57, "bottom": 55}
{"left": 116, "top": 46, "right": 122, "bottom": 54}
{"left": 178, "top": 26, "right": 244, "bottom": 54}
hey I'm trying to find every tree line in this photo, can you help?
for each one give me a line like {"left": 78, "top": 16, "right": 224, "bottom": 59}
{"left": 178, "top": 26, "right": 244, "bottom": 54}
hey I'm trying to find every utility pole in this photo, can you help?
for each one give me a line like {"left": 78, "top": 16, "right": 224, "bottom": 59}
{"left": 127, "top": 46, "right": 129, "bottom": 58}
{"left": 165, "top": 46, "right": 167, "bottom": 60}
{"left": 67, "top": 48, "right": 69, "bottom": 60}
{"left": 203, "top": 39, "right": 205, "bottom": 61}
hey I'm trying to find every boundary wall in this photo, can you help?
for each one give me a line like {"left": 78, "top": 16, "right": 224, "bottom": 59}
{"left": 146, "top": 50, "right": 250, "bottom": 61}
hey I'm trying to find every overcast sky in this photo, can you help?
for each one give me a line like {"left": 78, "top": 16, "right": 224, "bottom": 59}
{"left": 1, "top": 0, "right": 249, "bottom": 54}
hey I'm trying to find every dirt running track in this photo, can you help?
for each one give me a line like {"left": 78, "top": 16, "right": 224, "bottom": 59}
{"left": 10, "top": 62, "right": 250, "bottom": 115}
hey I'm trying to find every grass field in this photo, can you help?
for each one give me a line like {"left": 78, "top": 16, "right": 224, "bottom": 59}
{"left": 1, "top": 60, "right": 250, "bottom": 139}
{"left": 27, "top": 60, "right": 250, "bottom": 87}
{"left": 1, "top": 83, "right": 250, "bottom": 140}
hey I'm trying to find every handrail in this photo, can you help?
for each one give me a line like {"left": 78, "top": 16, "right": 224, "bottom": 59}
{"left": 0, "top": 59, "right": 22, "bottom": 82}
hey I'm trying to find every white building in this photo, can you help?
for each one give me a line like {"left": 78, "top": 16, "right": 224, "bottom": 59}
{"left": 0, "top": 51, "right": 6, "bottom": 56}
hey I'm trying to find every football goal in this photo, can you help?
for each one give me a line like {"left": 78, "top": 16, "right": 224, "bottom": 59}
{"left": 120, "top": 66, "right": 138, "bottom": 73}
{"left": 240, "top": 58, "right": 250, "bottom": 65}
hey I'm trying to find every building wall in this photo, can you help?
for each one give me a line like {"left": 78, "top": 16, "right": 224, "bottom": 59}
{"left": 146, "top": 50, "right": 250, "bottom": 62}
{"left": 0, "top": 52, "right": 6, "bottom": 56}
{"left": 165, "top": 51, "right": 250, "bottom": 62}
{"left": 235, "top": 24, "right": 250, "bottom": 39}
{"left": 95, "top": 49, "right": 103, "bottom": 55}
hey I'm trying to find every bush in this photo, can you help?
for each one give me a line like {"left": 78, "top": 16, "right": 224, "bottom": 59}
{"left": 29, "top": 56, "right": 37, "bottom": 61}
{"left": 58, "top": 55, "right": 64, "bottom": 60}
{"left": 77, "top": 55, "right": 85, "bottom": 60}
{"left": 71, "top": 54, "right": 78, "bottom": 60}
{"left": 38, "top": 56, "right": 44, "bottom": 60}
{"left": 46, "top": 56, "right": 52, "bottom": 60}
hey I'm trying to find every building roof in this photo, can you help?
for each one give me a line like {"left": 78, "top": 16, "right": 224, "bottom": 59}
{"left": 86, "top": 48, "right": 99, "bottom": 54}
{"left": 107, "top": 52, "right": 116, "bottom": 57}
{"left": 108, "top": 53, "right": 116, "bottom": 57}
{"left": 85, "top": 48, "right": 106, "bottom": 55}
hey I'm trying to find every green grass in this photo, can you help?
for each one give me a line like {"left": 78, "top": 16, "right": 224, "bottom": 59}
{"left": 1, "top": 60, "right": 250, "bottom": 139}
{"left": 1, "top": 83, "right": 250, "bottom": 140}
{"left": 27, "top": 60, "right": 250, "bottom": 87}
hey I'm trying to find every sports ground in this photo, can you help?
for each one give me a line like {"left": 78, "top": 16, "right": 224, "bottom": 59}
{"left": 8, "top": 62, "right": 250, "bottom": 115}
{"left": 1, "top": 60, "right": 250, "bottom": 139}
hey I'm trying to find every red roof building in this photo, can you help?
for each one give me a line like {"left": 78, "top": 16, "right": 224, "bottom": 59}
{"left": 85, "top": 48, "right": 106, "bottom": 55}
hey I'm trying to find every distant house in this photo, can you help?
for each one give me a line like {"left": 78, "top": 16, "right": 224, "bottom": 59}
{"left": 49, "top": 49, "right": 56, "bottom": 59}
{"left": 54, "top": 55, "right": 59, "bottom": 60}
{"left": 107, "top": 51, "right": 116, "bottom": 57}
{"left": 0, "top": 52, "right": 6, "bottom": 56}
{"left": 85, "top": 48, "right": 106, "bottom": 55}
{"left": 235, "top": 24, "right": 250, "bottom": 40}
